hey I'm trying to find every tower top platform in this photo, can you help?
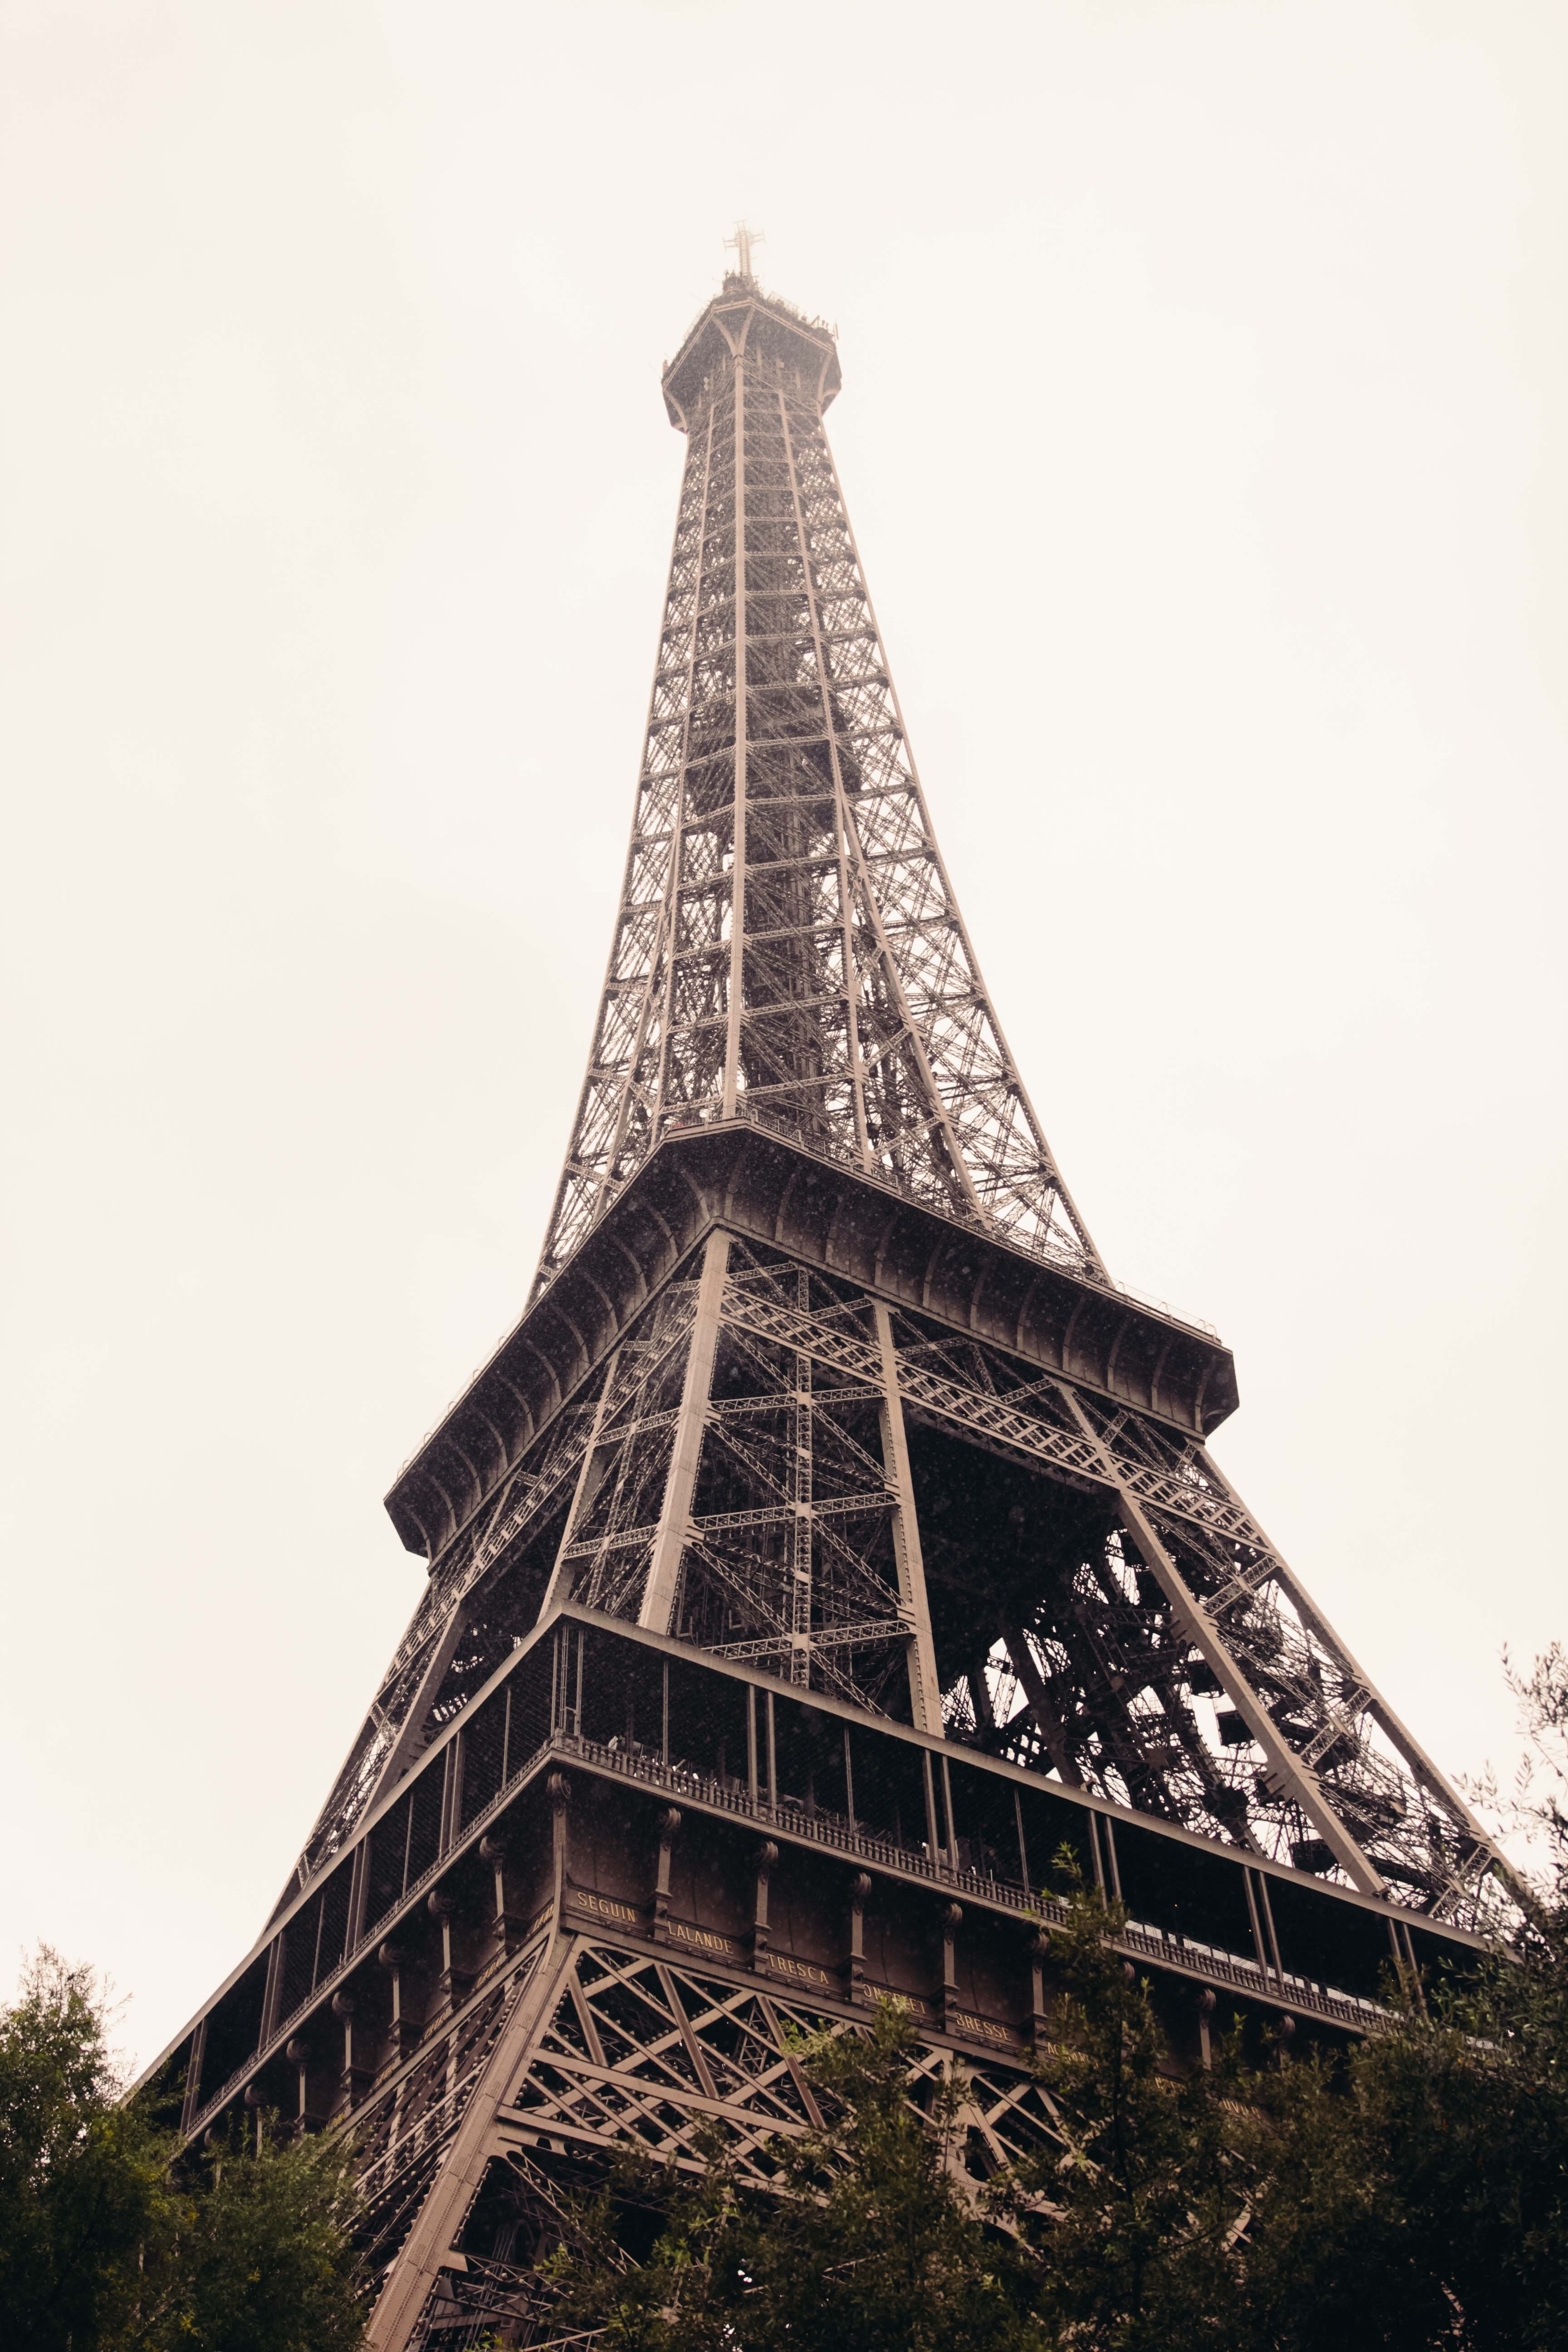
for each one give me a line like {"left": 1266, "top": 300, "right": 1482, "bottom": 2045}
{"left": 662, "top": 273, "right": 842, "bottom": 428}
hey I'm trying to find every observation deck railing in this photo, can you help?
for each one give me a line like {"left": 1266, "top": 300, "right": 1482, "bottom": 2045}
{"left": 187, "top": 1725, "right": 1387, "bottom": 2138}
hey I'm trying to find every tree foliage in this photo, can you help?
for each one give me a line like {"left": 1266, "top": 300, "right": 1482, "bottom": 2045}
{"left": 0, "top": 1948, "right": 366, "bottom": 2352}
{"left": 1004, "top": 1871, "right": 1254, "bottom": 2349}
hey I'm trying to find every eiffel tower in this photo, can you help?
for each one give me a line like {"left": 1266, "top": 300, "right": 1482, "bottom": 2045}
{"left": 139, "top": 248, "right": 1509, "bottom": 2350}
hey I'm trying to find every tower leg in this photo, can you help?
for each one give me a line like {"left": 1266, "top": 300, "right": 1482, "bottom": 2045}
{"left": 640, "top": 1230, "right": 730, "bottom": 1636}
{"left": 362, "top": 1938, "right": 576, "bottom": 2352}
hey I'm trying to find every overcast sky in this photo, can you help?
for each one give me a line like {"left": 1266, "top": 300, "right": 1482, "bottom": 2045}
{"left": 4, "top": 0, "right": 1564, "bottom": 2073}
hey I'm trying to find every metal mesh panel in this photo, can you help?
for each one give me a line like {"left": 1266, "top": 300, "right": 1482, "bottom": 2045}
{"left": 460, "top": 1691, "right": 508, "bottom": 1828}
{"left": 196, "top": 1952, "right": 268, "bottom": 2111}
{"left": 364, "top": 1794, "right": 413, "bottom": 1939}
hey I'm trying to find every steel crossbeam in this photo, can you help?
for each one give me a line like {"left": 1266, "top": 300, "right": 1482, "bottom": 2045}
{"left": 720, "top": 1282, "right": 1267, "bottom": 1552}
{"left": 694, "top": 1495, "right": 897, "bottom": 1533}
{"left": 561, "top": 1523, "right": 661, "bottom": 1562}
{"left": 713, "top": 1616, "right": 912, "bottom": 1660}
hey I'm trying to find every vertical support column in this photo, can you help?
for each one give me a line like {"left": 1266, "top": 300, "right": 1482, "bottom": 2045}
{"left": 1100, "top": 1816, "right": 1124, "bottom": 1905}
{"left": 653, "top": 1808, "right": 682, "bottom": 1940}
{"left": 722, "top": 333, "right": 748, "bottom": 1117}
{"left": 921, "top": 1749, "right": 942, "bottom": 1863}
{"left": 179, "top": 2016, "right": 207, "bottom": 2137}
{"left": 438, "top": 1735, "right": 465, "bottom": 1856}
{"left": 870, "top": 1301, "right": 942, "bottom": 1730}
{"left": 540, "top": 1352, "right": 622, "bottom": 1617}
{"left": 330, "top": 1988, "right": 370, "bottom": 2118}
{"left": 285, "top": 2034, "right": 326, "bottom": 2135}
{"left": 776, "top": 387, "right": 872, "bottom": 1170}
{"left": 426, "top": 1888, "right": 472, "bottom": 2023}
{"left": 789, "top": 1268, "right": 813, "bottom": 1686}
{"left": 1252, "top": 1868, "right": 1284, "bottom": 1983}
{"left": 548, "top": 1771, "right": 573, "bottom": 1921}
{"left": 1027, "top": 1928, "right": 1051, "bottom": 2048}
{"left": 1387, "top": 1910, "right": 1425, "bottom": 2007}
{"left": 647, "top": 406, "right": 719, "bottom": 1138}
{"left": 377, "top": 1941, "right": 422, "bottom": 2071}
{"left": 750, "top": 1839, "right": 778, "bottom": 1969}
{"left": 938, "top": 1902, "right": 963, "bottom": 2035}
{"left": 640, "top": 1230, "right": 730, "bottom": 1633}
{"left": 348, "top": 1840, "right": 370, "bottom": 1955}
{"left": 1087, "top": 1811, "right": 1107, "bottom": 1896}
{"left": 1243, "top": 1867, "right": 1283, "bottom": 1984}
{"left": 847, "top": 1872, "right": 872, "bottom": 2001}
{"left": 259, "top": 1936, "right": 285, "bottom": 2048}
{"left": 480, "top": 1829, "right": 527, "bottom": 1965}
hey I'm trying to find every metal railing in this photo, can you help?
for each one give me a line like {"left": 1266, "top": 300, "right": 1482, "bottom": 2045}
{"left": 553, "top": 1730, "right": 1386, "bottom": 2033}
{"left": 189, "top": 1721, "right": 1387, "bottom": 2138}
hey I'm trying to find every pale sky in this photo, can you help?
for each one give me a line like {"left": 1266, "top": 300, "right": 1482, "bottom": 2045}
{"left": 4, "top": 0, "right": 1564, "bottom": 2073}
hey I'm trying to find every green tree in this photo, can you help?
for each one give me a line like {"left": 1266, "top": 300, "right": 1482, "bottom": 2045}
{"left": 1003, "top": 1867, "right": 1252, "bottom": 2351}
{"left": 1229, "top": 1648, "right": 1568, "bottom": 2352}
{"left": 0, "top": 1946, "right": 367, "bottom": 2352}
{"left": 151, "top": 2123, "right": 368, "bottom": 2352}
{"left": 0, "top": 1947, "right": 172, "bottom": 2350}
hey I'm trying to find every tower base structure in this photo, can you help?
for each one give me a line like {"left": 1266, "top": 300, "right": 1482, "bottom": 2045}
{"left": 147, "top": 1597, "right": 1489, "bottom": 2350}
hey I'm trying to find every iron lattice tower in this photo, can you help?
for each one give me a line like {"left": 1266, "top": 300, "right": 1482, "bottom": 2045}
{"left": 139, "top": 260, "right": 1511, "bottom": 2352}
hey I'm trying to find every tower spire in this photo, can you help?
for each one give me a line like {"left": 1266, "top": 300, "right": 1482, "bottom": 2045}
{"left": 533, "top": 271, "right": 1102, "bottom": 1305}
{"left": 724, "top": 219, "right": 763, "bottom": 280}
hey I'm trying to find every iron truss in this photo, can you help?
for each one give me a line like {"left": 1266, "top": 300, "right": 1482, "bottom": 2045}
{"left": 533, "top": 274, "right": 1100, "bottom": 1301}
{"left": 364, "top": 1931, "right": 1058, "bottom": 2352}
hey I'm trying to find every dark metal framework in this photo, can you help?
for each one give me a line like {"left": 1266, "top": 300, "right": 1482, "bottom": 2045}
{"left": 137, "top": 263, "right": 1511, "bottom": 2351}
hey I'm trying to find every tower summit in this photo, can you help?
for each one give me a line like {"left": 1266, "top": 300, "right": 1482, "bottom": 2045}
{"left": 139, "top": 261, "right": 1510, "bottom": 2351}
